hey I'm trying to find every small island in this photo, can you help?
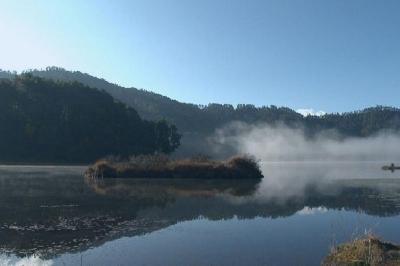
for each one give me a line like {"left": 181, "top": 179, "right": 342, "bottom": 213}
{"left": 85, "top": 155, "right": 263, "bottom": 180}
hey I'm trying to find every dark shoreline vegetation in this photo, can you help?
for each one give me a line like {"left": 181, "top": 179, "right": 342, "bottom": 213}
{"left": 0, "top": 74, "right": 181, "bottom": 163}
{"left": 323, "top": 236, "right": 400, "bottom": 266}
{"left": 84, "top": 154, "right": 263, "bottom": 179}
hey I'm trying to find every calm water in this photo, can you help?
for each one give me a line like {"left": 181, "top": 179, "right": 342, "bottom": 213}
{"left": 1, "top": 162, "right": 400, "bottom": 265}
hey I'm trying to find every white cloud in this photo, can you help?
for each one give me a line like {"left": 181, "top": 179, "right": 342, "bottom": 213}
{"left": 296, "top": 108, "right": 326, "bottom": 117}
{"left": 297, "top": 206, "right": 328, "bottom": 215}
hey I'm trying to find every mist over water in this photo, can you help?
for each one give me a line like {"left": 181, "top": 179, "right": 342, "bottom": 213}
{"left": 0, "top": 255, "right": 53, "bottom": 266}
{"left": 212, "top": 122, "right": 400, "bottom": 162}
{"left": 210, "top": 122, "right": 400, "bottom": 200}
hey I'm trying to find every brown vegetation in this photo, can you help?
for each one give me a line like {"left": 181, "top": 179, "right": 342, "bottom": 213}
{"left": 84, "top": 154, "right": 263, "bottom": 180}
{"left": 323, "top": 236, "right": 400, "bottom": 266}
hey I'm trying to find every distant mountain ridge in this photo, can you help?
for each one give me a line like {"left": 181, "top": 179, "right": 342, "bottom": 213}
{"left": 2, "top": 67, "right": 400, "bottom": 157}
{"left": 0, "top": 67, "right": 207, "bottom": 133}
{"left": 0, "top": 67, "right": 303, "bottom": 134}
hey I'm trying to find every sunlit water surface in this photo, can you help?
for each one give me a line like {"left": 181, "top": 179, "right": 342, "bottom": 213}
{"left": 1, "top": 162, "right": 400, "bottom": 265}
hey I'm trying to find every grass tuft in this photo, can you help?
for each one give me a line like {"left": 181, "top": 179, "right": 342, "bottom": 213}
{"left": 323, "top": 235, "right": 400, "bottom": 266}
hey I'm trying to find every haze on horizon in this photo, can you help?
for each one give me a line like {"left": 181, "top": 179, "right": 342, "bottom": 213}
{"left": 1, "top": 0, "right": 400, "bottom": 113}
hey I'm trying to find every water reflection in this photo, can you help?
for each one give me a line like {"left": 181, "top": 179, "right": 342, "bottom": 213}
{"left": 0, "top": 163, "right": 400, "bottom": 261}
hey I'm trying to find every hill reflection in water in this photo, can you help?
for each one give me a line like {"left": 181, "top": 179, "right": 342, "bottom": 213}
{"left": 0, "top": 162, "right": 400, "bottom": 260}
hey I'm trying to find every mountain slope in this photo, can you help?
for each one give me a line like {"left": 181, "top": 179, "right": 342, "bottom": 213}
{"left": 0, "top": 74, "right": 180, "bottom": 163}
{"left": 2, "top": 67, "right": 400, "bottom": 157}
{"left": 0, "top": 67, "right": 303, "bottom": 134}
{"left": 24, "top": 67, "right": 206, "bottom": 133}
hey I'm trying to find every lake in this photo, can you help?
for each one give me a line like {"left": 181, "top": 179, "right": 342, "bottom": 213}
{"left": 1, "top": 162, "right": 400, "bottom": 265}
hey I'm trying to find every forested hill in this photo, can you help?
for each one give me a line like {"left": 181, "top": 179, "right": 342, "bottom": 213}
{"left": 1, "top": 68, "right": 400, "bottom": 157}
{"left": 0, "top": 67, "right": 205, "bottom": 133}
{"left": 305, "top": 106, "right": 400, "bottom": 137}
{"left": 0, "top": 67, "right": 303, "bottom": 134}
{"left": 0, "top": 74, "right": 180, "bottom": 163}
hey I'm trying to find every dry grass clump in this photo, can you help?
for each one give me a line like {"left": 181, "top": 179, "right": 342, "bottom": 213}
{"left": 85, "top": 154, "right": 263, "bottom": 180}
{"left": 323, "top": 235, "right": 400, "bottom": 266}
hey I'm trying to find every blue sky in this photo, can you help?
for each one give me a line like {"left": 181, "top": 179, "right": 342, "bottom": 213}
{"left": 1, "top": 0, "right": 400, "bottom": 113}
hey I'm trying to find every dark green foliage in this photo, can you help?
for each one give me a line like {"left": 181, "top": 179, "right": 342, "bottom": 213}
{"left": 305, "top": 106, "right": 400, "bottom": 137}
{"left": 5, "top": 67, "right": 400, "bottom": 138}
{"left": 2, "top": 67, "right": 400, "bottom": 158}
{"left": 6, "top": 67, "right": 304, "bottom": 133}
{"left": 0, "top": 74, "right": 181, "bottom": 163}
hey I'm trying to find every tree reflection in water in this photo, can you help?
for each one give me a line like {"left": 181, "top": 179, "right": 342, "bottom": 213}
{"left": 0, "top": 164, "right": 400, "bottom": 259}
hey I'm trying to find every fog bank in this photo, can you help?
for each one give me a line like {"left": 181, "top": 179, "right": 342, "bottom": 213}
{"left": 212, "top": 122, "right": 400, "bottom": 161}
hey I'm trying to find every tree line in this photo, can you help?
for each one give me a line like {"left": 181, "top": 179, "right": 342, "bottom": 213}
{"left": 2, "top": 68, "right": 400, "bottom": 158}
{"left": 4, "top": 67, "right": 399, "bottom": 138}
{"left": 0, "top": 74, "right": 180, "bottom": 163}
